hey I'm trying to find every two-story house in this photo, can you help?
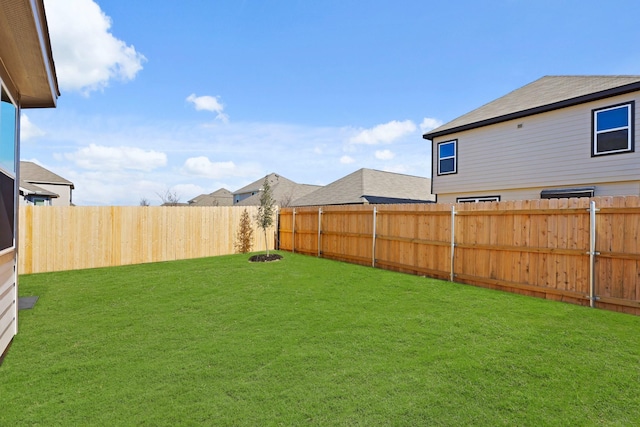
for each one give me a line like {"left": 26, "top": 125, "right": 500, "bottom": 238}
{"left": 0, "top": 0, "right": 59, "bottom": 362}
{"left": 423, "top": 76, "right": 640, "bottom": 203}
{"left": 19, "top": 161, "right": 74, "bottom": 206}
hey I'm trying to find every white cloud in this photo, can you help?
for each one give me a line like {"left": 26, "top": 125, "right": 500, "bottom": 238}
{"left": 45, "top": 0, "right": 146, "bottom": 95}
{"left": 419, "top": 117, "right": 443, "bottom": 133}
{"left": 182, "top": 156, "right": 259, "bottom": 179}
{"left": 20, "top": 114, "right": 45, "bottom": 140}
{"left": 340, "top": 155, "right": 355, "bottom": 164}
{"left": 349, "top": 120, "right": 417, "bottom": 145}
{"left": 375, "top": 149, "right": 395, "bottom": 160}
{"left": 22, "top": 109, "right": 433, "bottom": 205}
{"left": 186, "top": 94, "right": 229, "bottom": 122}
{"left": 64, "top": 144, "right": 167, "bottom": 171}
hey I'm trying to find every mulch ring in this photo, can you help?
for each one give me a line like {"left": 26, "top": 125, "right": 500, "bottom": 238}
{"left": 249, "top": 254, "right": 283, "bottom": 263}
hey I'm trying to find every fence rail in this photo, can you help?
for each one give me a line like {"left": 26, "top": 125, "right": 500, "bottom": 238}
{"left": 278, "top": 197, "right": 640, "bottom": 315}
{"left": 18, "top": 206, "right": 275, "bottom": 274}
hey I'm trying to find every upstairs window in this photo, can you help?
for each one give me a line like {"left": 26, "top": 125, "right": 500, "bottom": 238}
{"left": 437, "top": 140, "right": 457, "bottom": 175}
{"left": 592, "top": 102, "right": 634, "bottom": 156}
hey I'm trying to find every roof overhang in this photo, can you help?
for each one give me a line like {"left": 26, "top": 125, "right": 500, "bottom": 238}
{"left": 423, "top": 81, "right": 640, "bottom": 141}
{"left": 0, "top": 0, "right": 59, "bottom": 108}
{"left": 19, "top": 180, "right": 58, "bottom": 197}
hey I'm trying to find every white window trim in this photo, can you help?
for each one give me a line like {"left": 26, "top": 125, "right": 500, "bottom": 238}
{"left": 592, "top": 102, "right": 634, "bottom": 156}
{"left": 437, "top": 140, "right": 457, "bottom": 175}
{"left": 456, "top": 196, "right": 500, "bottom": 203}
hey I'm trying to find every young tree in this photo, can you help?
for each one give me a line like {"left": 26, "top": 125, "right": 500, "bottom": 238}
{"left": 255, "top": 177, "right": 276, "bottom": 255}
{"left": 234, "top": 208, "right": 254, "bottom": 254}
{"left": 156, "top": 189, "right": 181, "bottom": 206}
{"left": 139, "top": 197, "right": 150, "bottom": 206}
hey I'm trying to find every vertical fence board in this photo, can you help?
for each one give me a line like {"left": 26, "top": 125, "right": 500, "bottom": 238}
{"left": 18, "top": 206, "right": 275, "bottom": 274}
{"left": 279, "top": 197, "right": 639, "bottom": 315}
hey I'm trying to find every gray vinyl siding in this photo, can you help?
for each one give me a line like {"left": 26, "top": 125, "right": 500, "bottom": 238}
{"left": 433, "top": 92, "right": 640, "bottom": 200}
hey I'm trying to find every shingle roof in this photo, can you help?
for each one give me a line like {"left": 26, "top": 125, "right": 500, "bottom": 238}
{"left": 233, "top": 173, "right": 290, "bottom": 195}
{"left": 188, "top": 188, "right": 233, "bottom": 206}
{"left": 20, "top": 161, "right": 74, "bottom": 188}
{"left": 290, "top": 168, "right": 434, "bottom": 207}
{"left": 424, "top": 75, "right": 640, "bottom": 140}
{"left": 235, "top": 176, "right": 320, "bottom": 207}
{"left": 19, "top": 180, "right": 58, "bottom": 197}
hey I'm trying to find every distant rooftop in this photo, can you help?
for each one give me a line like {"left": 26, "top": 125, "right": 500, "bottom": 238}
{"left": 291, "top": 168, "right": 434, "bottom": 207}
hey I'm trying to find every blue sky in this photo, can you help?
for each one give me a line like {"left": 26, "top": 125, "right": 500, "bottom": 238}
{"left": 22, "top": 0, "right": 640, "bottom": 205}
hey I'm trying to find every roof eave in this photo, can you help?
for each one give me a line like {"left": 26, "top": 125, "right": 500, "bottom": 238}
{"left": 0, "top": 0, "right": 59, "bottom": 109}
{"left": 423, "top": 81, "right": 640, "bottom": 141}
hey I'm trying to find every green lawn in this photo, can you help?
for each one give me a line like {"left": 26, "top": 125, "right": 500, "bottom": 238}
{"left": 2, "top": 252, "right": 639, "bottom": 426}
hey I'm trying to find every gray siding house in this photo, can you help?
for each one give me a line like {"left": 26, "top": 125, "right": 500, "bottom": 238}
{"left": 0, "top": 0, "right": 59, "bottom": 362}
{"left": 19, "top": 161, "right": 74, "bottom": 206}
{"left": 423, "top": 76, "right": 640, "bottom": 203}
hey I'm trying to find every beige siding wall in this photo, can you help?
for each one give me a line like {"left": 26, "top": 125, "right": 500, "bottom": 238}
{"left": 437, "top": 181, "right": 640, "bottom": 204}
{"left": 433, "top": 92, "right": 640, "bottom": 200}
{"left": 39, "top": 184, "right": 72, "bottom": 206}
{"left": 0, "top": 251, "right": 16, "bottom": 357}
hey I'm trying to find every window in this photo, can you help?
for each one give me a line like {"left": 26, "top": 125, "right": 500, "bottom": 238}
{"left": 437, "top": 140, "right": 457, "bottom": 175}
{"left": 592, "top": 102, "right": 634, "bottom": 156}
{"left": 456, "top": 196, "right": 500, "bottom": 203}
{"left": 0, "top": 85, "right": 17, "bottom": 252}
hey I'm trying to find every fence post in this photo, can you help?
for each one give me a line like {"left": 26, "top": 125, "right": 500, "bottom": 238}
{"left": 275, "top": 206, "right": 279, "bottom": 250}
{"left": 292, "top": 208, "right": 296, "bottom": 253}
{"left": 450, "top": 205, "right": 456, "bottom": 282}
{"left": 372, "top": 207, "right": 377, "bottom": 268}
{"left": 588, "top": 201, "right": 600, "bottom": 308}
{"left": 318, "top": 207, "right": 322, "bottom": 257}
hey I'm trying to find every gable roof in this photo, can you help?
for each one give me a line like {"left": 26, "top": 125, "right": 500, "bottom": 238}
{"left": 291, "top": 168, "right": 434, "bottom": 207}
{"left": 423, "top": 75, "right": 640, "bottom": 140}
{"left": 233, "top": 173, "right": 294, "bottom": 195}
{"left": 20, "top": 161, "right": 74, "bottom": 188}
{"left": 235, "top": 174, "right": 321, "bottom": 206}
{"left": 188, "top": 188, "right": 233, "bottom": 206}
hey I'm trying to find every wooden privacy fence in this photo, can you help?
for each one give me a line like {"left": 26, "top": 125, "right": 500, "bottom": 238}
{"left": 278, "top": 196, "right": 640, "bottom": 315}
{"left": 18, "top": 206, "right": 275, "bottom": 274}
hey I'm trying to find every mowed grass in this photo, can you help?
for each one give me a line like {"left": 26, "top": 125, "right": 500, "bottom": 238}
{"left": 2, "top": 252, "right": 639, "bottom": 426}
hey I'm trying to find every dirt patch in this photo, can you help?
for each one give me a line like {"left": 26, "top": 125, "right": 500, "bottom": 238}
{"left": 249, "top": 254, "right": 283, "bottom": 263}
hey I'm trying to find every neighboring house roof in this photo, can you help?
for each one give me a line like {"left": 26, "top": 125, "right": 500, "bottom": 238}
{"left": 20, "top": 161, "right": 74, "bottom": 189}
{"left": 19, "top": 180, "right": 58, "bottom": 197}
{"left": 188, "top": 188, "right": 234, "bottom": 206}
{"left": 423, "top": 75, "right": 640, "bottom": 140}
{"left": 0, "top": 0, "right": 59, "bottom": 108}
{"left": 234, "top": 173, "right": 321, "bottom": 206}
{"left": 234, "top": 173, "right": 291, "bottom": 196}
{"left": 290, "top": 168, "right": 434, "bottom": 207}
